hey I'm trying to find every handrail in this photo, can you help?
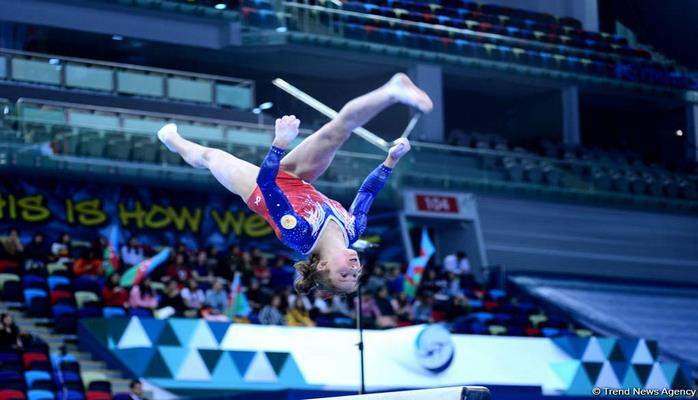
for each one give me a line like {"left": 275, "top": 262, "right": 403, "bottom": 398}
{"left": 14, "top": 97, "right": 308, "bottom": 135}
{"left": 0, "top": 48, "right": 253, "bottom": 87}
{"left": 282, "top": 2, "right": 668, "bottom": 67}
{"left": 7, "top": 98, "right": 694, "bottom": 179}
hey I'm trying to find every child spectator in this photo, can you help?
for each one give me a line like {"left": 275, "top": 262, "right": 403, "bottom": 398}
{"left": 205, "top": 279, "right": 228, "bottom": 313}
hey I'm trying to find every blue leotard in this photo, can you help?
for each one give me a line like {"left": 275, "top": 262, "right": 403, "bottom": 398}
{"left": 250, "top": 145, "right": 392, "bottom": 254}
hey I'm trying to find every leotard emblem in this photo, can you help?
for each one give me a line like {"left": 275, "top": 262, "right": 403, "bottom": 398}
{"left": 281, "top": 214, "right": 298, "bottom": 229}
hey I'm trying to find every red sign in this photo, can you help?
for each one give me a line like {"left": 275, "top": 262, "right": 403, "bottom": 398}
{"left": 415, "top": 194, "right": 459, "bottom": 213}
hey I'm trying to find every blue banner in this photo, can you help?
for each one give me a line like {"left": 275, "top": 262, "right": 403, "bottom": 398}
{"left": 0, "top": 177, "right": 404, "bottom": 260}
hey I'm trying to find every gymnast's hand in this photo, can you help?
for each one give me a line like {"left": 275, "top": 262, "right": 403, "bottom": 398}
{"left": 384, "top": 138, "right": 411, "bottom": 168}
{"left": 273, "top": 115, "right": 300, "bottom": 149}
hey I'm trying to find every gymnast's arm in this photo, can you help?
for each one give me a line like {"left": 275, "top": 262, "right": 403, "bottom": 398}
{"left": 257, "top": 116, "right": 306, "bottom": 231}
{"left": 349, "top": 138, "right": 411, "bottom": 237}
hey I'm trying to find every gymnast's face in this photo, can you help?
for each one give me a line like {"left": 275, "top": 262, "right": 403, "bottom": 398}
{"left": 319, "top": 247, "right": 362, "bottom": 293}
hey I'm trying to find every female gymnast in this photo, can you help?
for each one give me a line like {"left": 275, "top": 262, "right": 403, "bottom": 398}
{"left": 157, "top": 73, "right": 433, "bottom": 294}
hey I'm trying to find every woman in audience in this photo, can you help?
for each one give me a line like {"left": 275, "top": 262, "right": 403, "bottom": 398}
{"left": 258, "top": 294, "right": 286, "bottom": 325}
{"left": 164, "top": 252, "right": 192, "bottom": 284}
{"left": 0, "top": 313, "right": 22, "bottom": 350}
{"left": 287, "top": 296, "right": 314, "bottom": 327}
{"left": 354, "top": 290, "right": 381, "bottom": 328}
{"left": 330, "top": 295, "right": 353, "bottom": 318}
{"left": 158, "top": 75, "right": 431, "bottom": 295}
{"left": 129, "top": 279, "right": 158, "bottom": 310}
{"left": 121, "top": 237, "right": 145, "bottom": 268}
{"left": 1, "top": 228, "right": 23, "bottom": 261}
{"left": 73, "top": 239, "right": 104, "bottom": 277}
{"left": 159, "top": 280, "right": 187, "bottom": 317}
{"left": 181, "top": 279, "right": 206, "bottom": 311}
{"left": 103, "top": 272, "right": 129, "bottom": 308}
{"left": 192, "top": 250, "right": 214, "bottom": 286}
{"left": 374, "top": 286, "right": 398, "bottom": 328}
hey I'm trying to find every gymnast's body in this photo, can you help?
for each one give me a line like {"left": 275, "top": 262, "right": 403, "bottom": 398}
{"left": 157, "top": 73, "right": 433, "bottom": 294}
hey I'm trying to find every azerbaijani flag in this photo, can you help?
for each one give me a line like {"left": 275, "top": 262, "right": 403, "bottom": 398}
{"left": 403, "top": 228, "right": 436, "bottom": 298}
{"left": 103, "top": 225, "right": 121, "bottom": 276}
{"left": 119, "top": 248, "right": 172, "bottom": 287}
{"left": 225, "top": 272, "right": 250, "bottom": 318}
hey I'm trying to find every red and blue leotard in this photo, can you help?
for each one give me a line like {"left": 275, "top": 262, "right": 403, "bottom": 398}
{"left": 246, "top": 145, "right": 392, "bottom": 254}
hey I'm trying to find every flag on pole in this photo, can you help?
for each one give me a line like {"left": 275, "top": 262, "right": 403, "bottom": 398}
{"left": 103, "top": 225, "right": 121, "bottom": 276}
{"left": 225, "top": 272, "right": 250, "bottom": 318}
{"left": 119, "top": 248, "right": 172, "bottom": 287}
{"left": 403, "top": 228, "right": 436, "bottom": 298}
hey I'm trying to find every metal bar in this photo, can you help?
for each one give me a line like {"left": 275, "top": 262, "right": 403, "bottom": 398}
{"left": 397, "top": 112, "right": 421, "bottom": 141}
{"left": 0, "top": 47, "right": 254, "bottom": 85}
{"left": 272, "top": 78, "right": 390, "bottom": 151}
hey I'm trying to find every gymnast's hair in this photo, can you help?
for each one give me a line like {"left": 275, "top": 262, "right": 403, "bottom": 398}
{"left": 293, "top": 253, "right": 323, "bottom": 294}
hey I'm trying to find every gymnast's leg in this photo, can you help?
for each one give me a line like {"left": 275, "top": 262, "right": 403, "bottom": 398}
{"left": 280, "top": 73, "right": 433, "bottom": 182}
{"left": 157, "top": 124, "right": 259, "bottom": 201}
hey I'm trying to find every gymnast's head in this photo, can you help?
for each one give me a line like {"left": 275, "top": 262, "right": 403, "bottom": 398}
{"left": 294, "top": 247, "right": 362, "bottom": 294}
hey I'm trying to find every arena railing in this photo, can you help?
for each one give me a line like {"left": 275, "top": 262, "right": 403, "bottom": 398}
{"left": 0, "top": 48, "right": 255, "bottom": 110}
{"left": 280, "top": 1, "right": 671, "bottom": 67}
{"left": 2, "top": 98, "right": 696, "bottom": 211}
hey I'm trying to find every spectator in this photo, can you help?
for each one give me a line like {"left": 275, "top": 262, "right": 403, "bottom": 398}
{"left": 1, "top": 228, "right": 23, "bottom": 261}
{"left": 103, "top": 273, "right": 129, "bottom": 308}
{"left": 158, "top": 280, "right": 187, "bottom": 317}
{"left": 206, "top": 246, "right": 223, "bottom": 277}
{"left": 394, "top": 292, "right": 412, "bottom": 324}
{"left": 330, "top": 295, "right": 353, "bottom": 318}
{"left": 447, "top": 272, "right": 464, "bottom": 298}
{"left": 129, "top": 279, "right": 158, "bottom": 310}
{"left": 374, "top": 286, "right": 398, "bottom": 328}
{"left": 288, "top": 291, "right": 312, "bottom": 312}
{"left": 253, "top": 256, "right": 271, "bottom": 286}
{"left": 311, "top": 293, "right": 331, "bottom": 314}
{"left": 287, "top": 296, "right": 314, "bottom": 327}
{"left": 181, "top": 279, "right": 206, "bottom": 311}
{"left": 366, "top": 265, "right": 387, "bottom": 293}
{"left": 0, "top": 313, "right": 22, "bottom": 350}
{"left": 420, "top": 268, "right": 448, "bottom": 296}
{"left": 192, "top": 250, "right": 214, "bottom": 286}
{"left": 164, "top": 252, "right": 192, "bottom": 284}
{"left": 73, "top": 240, "right": 104, "bottom": 277}
{"left": 354, "top": 291, "right": 381, "bottom": 328}
{"left": 386, "top": 266, "right": 404, "bottom": 294}
{"left": 412, "top": 293, "right": 433, "bottom": 323}
{"left": 443, "top": 251, "right": 471, "bottom": 276}
{"left": 51, "top": 232, "right": 73, "bottom": 264}
{"left": 121, "top": 237, "right": 145, "bottom": 268}
{"left": 246, "top": 279, "right": 268, "bottom": 313}
{"left": 205, "top": 279, "right": 228, "bottom": 313}
{"left": 23, "top": 232, "right": 50, "bottom": 265}
{"left": 129, "top": 380, "right": 146, "bottom": 400}
{"left": 269, "top": 257, "right": 295, "bottom": 290}
{"left": 259, "top": 294, "right": 286, "bottom": 325}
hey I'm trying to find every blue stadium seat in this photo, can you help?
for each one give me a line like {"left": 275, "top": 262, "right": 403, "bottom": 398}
{"left": 73, "top": 276, "right": 102, "bottom": 294}
{"left": 24, "top": 289, "right": 50, "bottom": 317}
{"left": 47, "top": 276, "right": 71, "bottom": 292}
{"left": 102, "top": 307, "right": 126, "bottom": 318}
{"left": 24, "top": 371, "right": 51, "bottom": 389}
{"left": 52, "top": 304, "right": 78, "bottom": 333}
{"left": 128, "top": 307, "right": 153, "bottom": 318}
{"left": 27, "top": 390, "right": 54, "bottom": 400}
{"left": 23, "top": 275, "right": 47, "bottom": 290}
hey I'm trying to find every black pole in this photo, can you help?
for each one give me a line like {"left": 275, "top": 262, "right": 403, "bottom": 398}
{"left": 356, "top": 283, "right": 365, "bottom": 394}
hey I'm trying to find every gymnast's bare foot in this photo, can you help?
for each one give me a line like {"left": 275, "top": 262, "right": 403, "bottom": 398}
{"left": 157, "top": 123, "right": 180, "bottom": 152}
{"left": 386, "top": 73, "right": 434, "bottom": 113}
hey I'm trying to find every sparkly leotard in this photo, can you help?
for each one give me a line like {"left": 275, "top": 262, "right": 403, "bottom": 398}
{"left": 246, "top": 146, "right": 392, "bottom": 254}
